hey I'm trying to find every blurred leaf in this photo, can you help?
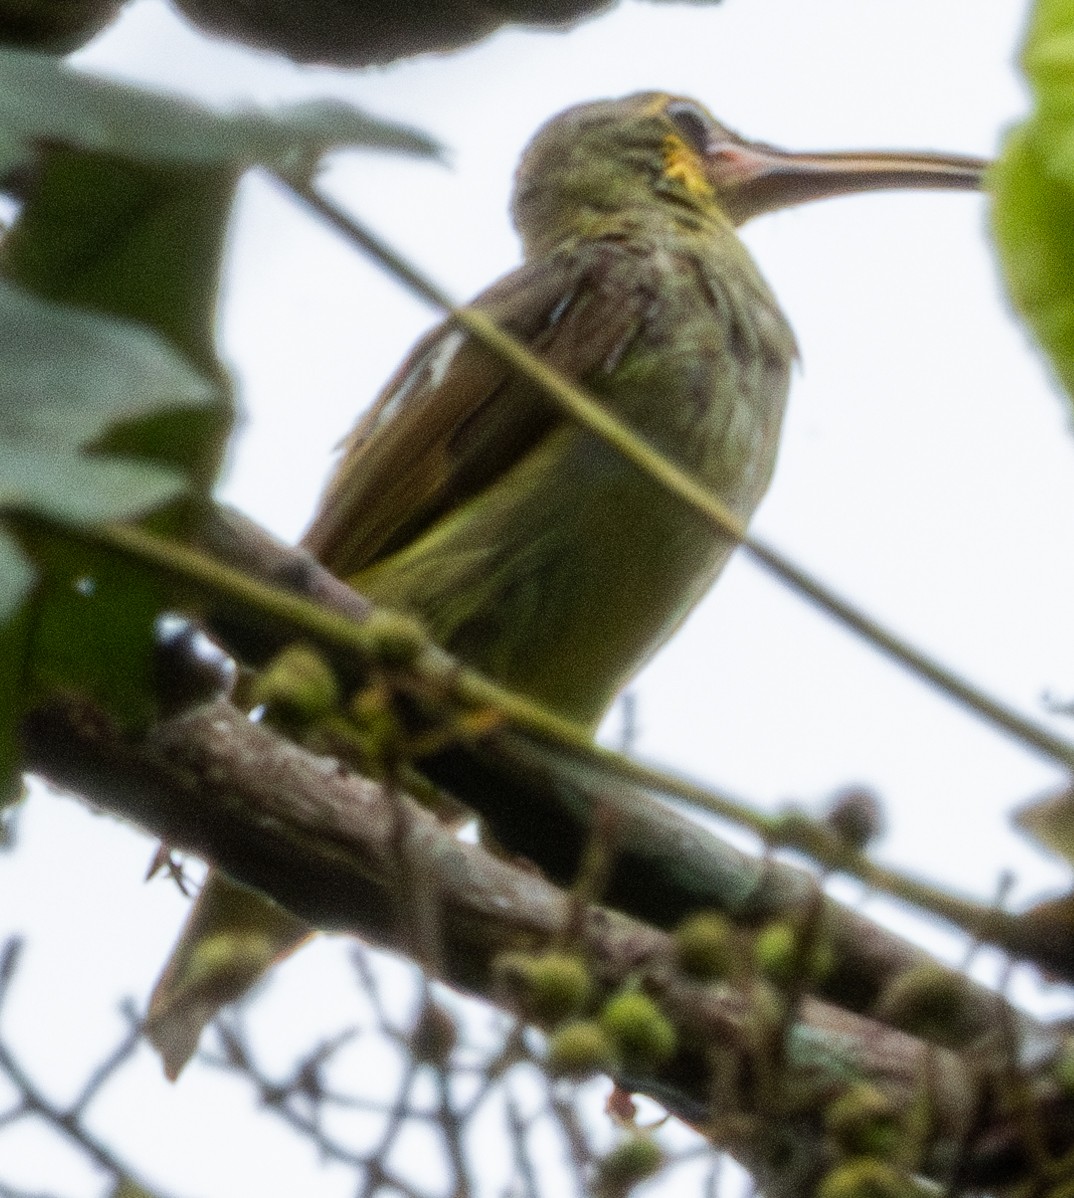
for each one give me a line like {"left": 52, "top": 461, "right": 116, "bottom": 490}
{"left": 0, "top": 279, "right": 216, "bottom": 528}
{"left": 0, "top": 519, "right": 32, "bottom": 627}
{"left": 174, "top": 0, "right": 610, "bottom": 65}
{"left": 0, "top": 281, "right": 221, "bottom": 733}
{"left": 0, "top": 0, "right": 121, "bottom": 51}
{"left": 24, "top": 535, "right": 172, "bottom": 732}
{"left": 0, "top": 49, "right": 438, "bottom": 778}
{"left": 2, "top": 150, "right": 239, "bottom": 382}
{"left": 991, "top": 0, "right": 1074, "bottom": 408}
{"left": 7, "top": 0, "right": 726, "bottom": 65}
{"left": 1022, "top": 0, "right": 1074, "bottom": 107}
{"left": 0, "top": 144, "right": 231, "bottom": 754}
{"left": 169, "top": 0, "right": 724, "bottom": 67}
{"left": 0, "top": 70, "right": 233, "bottom": 748}
{"left": 0, "top": 46, "right": 439, "bottom": 474}
{"left": 0, "top": 47, "right": 441, "bottom": 180}
{"left": 991, "top": 129, "right": 1074, "bottom": 401}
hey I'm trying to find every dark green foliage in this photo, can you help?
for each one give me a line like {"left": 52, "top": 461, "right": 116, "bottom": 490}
{"left": 992, "top": 0, "right": 1074, "bottom": 410}
{"left": 0, "top": 0, "right": 120, "bottom": 52}
{"left": 0, "top": 48, "right": 439, "bottom": 795}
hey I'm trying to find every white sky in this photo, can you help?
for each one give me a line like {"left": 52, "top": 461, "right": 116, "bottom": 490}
{"left": 4, "top": 2, "right": 1074, "bottom": 1194}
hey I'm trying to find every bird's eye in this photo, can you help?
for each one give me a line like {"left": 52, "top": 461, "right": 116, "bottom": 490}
{"left": 665, "top": 101, "right": 712, "bottom": 153}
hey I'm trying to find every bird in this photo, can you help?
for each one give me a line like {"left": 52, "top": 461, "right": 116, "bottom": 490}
{"left": 146, "top": 91, "right": 986, "bottom": 1078}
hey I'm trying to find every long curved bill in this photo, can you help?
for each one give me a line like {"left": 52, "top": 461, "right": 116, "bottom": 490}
{"left": 709, "top": 135, "right": 989, "bottom": 226}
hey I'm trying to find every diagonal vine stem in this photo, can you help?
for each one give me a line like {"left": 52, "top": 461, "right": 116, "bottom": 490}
{"left": 279, "top": 172, "right": 1074, "bottom": 777}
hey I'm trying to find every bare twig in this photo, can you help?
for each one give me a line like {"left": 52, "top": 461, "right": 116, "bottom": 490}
{"left": 0, "top": 945, "right": 184, "bottom": 1198}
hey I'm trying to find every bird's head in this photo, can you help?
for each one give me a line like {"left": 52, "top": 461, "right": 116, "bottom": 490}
{"left": 512, "top": 92, "right": 986, "bottom": 256}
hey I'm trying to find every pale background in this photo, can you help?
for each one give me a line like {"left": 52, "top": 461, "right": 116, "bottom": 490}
{"left": 3, "top": 2, "right": 1074, "bottom": 1194}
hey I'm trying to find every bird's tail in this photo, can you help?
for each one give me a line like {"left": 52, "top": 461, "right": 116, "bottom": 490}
{"left": 145, "top": 870, "right": 311, "bottom": 1080}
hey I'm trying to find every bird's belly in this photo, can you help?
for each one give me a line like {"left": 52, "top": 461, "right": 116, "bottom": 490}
{"left": 355, "top": 406, "right": 771, "bottom": 729}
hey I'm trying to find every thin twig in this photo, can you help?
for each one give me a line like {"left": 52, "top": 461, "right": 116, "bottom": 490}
{"left": 0, "top": 992, "right": 184, "bottom": 1198}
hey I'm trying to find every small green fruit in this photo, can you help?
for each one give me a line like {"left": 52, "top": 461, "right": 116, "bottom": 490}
{"left": 525, "top": 952, "right": 593, "bottom": 1021}
{"left": 595, "top": 1135, "right": 663, "bottom": 1196}
{"left": 249, "top": 643, "right": 341, "bottom": 728}
{"left": 346, "top": 681, "right": 404, "bottom": 764}
{"left": 494, "top": 950, "right": 593, "bottom": 1022}
{"left": 816, "top": 1157, "right": 908, "bottom": 1198}
{"left": 673, "top": 911, "right": 734, "bottom": 981}
{"left": 825, "top": 1084, "right": 899, "bottom": 1158}
{"left": 546, "top": 1020, "right": 617, "bottom": 1078}
{"left": 754, "top": 922, "right": 833, "bottom": 990}
{"left": 875, "top": 964, "right": 979, "bottom": 1049}
{"left": 599, "top": 990, "right": 676, "bottom": 1068}
{"left": 824, "top": 787, "right": 885, "bottom": 852}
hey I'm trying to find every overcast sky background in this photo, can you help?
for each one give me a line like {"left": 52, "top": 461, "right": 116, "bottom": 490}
{"left": 4, "top": 2, "right": 1074, "bottom": 1195}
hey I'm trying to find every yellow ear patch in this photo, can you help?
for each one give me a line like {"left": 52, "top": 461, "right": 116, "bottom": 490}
{"left": 662, "top": 136, "right": 714, "bottom": 200}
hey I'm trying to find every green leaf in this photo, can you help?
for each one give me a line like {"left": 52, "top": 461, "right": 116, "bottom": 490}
{"left": 0, "top": 519, "right": 33, "bottom": 627}
{"left": 0, "top": 146, "right": 233, "bottom": 742}
{"left": 24, "top": 534, "right": 169, "bottom": 732}
{"left": 0, "top": 278, "right": 216, "bottom": 523}
{"left": 0, "top": 281, "right": 220, "bottom": 732}
{"left": 0, "top": 49, "right": 438, "bottom": 777}
{"left": 991, "top": 128, "right": 1074, "bottom": 402}
{"left": 0, "top": 47, "right": 441, "bottom": 179}
{"left": 0, "top": 0, "right": 121, "bottom": 53}
{"left": 991, "top": 0, "right": 1074, "bottom": 408}
{"left": 0, "top": 46, "right": 439, "bottom": 464}
{"left": 1022, "top": 0, "right": 1074, "bottom": 92}
{"left": 1, "top": 150, "right": 239, "bottom": 383}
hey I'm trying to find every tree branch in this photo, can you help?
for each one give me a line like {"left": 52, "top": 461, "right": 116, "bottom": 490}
{"left": 186, "top": 506, "right": 1067, "bottom": 1002}
{"left": 19, "top": 693, "right": 1070, "bottom": 1192}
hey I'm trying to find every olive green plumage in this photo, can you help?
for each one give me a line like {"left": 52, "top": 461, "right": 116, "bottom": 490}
{"left": 146, "top": 92, "right": 985, "bottom": 1079}
{"left": 305, "top": 98, "right": 797, "bottom": 724}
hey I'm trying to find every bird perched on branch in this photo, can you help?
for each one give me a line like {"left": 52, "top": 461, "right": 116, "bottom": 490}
{"left": 147, "top": 91, "right": 985, "bottom": 1078}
